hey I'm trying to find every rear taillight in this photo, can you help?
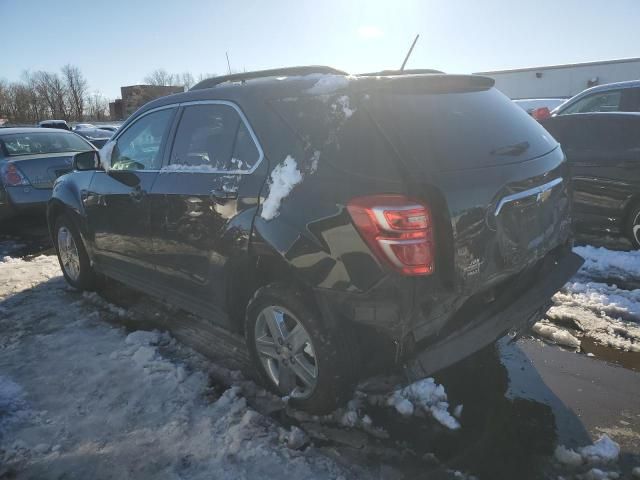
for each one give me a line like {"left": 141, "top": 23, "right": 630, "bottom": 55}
{"left": 532, "top": 107, "right": 551, "bottom": 121}
{"left": 347, "top": 194, "right": 434, "bottom": 276}
{"left": 1, "top": 163, "right": 29, "bottom": 186}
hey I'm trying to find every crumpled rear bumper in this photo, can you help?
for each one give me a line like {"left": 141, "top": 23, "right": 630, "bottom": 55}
{"left": 405, "top": 248, "right": 584, "bottom": 379}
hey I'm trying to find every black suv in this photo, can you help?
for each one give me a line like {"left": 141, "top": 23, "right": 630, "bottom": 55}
{"left": 48, "top": 67, "right": 583, "bottom": 413}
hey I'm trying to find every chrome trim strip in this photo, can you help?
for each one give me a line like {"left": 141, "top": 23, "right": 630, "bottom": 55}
{"left": 494, "top": 177, "right": 563, "bottom": 216}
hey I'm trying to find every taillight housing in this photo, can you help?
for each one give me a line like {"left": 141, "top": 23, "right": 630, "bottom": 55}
{"left": 347, "top": 194, "right": 434, "bottom": 276}
{"left": 1, "top": 162, "right": 30, "bottom": 187}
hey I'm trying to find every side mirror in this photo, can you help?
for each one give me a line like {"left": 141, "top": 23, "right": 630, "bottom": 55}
{"left": 73, "top": 150, "right": 101, "bottom": 171}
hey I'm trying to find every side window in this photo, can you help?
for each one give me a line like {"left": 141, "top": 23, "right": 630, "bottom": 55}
{"left": 111, "top": 108, "right": 174, "bottom": 171}
{"left": 169, "top": 104, "right": 260, "bottom": 171}
{"left": 562, "top": 90, "right": 622, "bottom": 115}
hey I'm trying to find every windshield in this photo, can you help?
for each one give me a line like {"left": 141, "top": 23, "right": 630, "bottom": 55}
{"left": 0, "top": 132, "right": 92, "bottom": 157}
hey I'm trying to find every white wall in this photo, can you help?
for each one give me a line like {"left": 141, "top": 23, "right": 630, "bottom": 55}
{"left": 478, "top": 60, "right": 640, "bottom": 99}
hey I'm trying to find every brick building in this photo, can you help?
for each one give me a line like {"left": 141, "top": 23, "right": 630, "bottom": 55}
{"left": 109, "top": 84, "right": 184, "bottom": 120}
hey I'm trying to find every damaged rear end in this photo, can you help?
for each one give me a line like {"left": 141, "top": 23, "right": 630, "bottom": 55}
{"left": 357, "top": 74, "right": 583, "bottom": 373}
{"left": 268, "top": 72, "right": 583, "bottom": 376}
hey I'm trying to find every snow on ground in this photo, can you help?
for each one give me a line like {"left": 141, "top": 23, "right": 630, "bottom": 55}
{"left": 0, "top": 255, "right": 356, "bottom": 479}
{"left": 382, "top": 378, "right": 461, "bottom": 430}
{"left": 555, "top": 434, "right": 620, "bottom": 467}
{"left": 574, "top": 245, "right": 640, "bottom": 283}
{"left": 532, "top": 247, "right": 640, "bottom": 352}
{"left": 260, "top": 155, "right": 303, "bottom": 221}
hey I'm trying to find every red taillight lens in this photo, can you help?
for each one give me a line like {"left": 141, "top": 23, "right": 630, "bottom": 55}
{"left": 347, "top": 195, "right": 434, "bottom": 276}
{"left": 532, "top": 107, "right": 551, "bottom": 121}
{"left": 1, "top": 163, "right": 29, "bottom": 187}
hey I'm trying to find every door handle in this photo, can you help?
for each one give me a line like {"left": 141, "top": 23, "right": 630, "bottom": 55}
{"left": 130, "top": 186, "right": 146, "bottom": 202}
{"left": 209, "top": 188, "right": 237, "bottom": 202}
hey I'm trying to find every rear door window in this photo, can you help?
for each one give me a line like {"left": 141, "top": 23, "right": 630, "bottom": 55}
{"left": 562, "top": 90, "right": 623, "bottom": 114}
{"left": 168, "top": 103, "right": 260, "bottom": 172}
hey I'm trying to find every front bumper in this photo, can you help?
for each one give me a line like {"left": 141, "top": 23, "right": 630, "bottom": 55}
{"left": 405, "top": 248, "right": 583, "bottom": 378}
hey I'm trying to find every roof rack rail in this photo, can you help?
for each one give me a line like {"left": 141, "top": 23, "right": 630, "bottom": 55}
{"left": 191, "top": 66, "right": 348, "bottom": 90}
{"left": 358, "top": 68, "right": 444, "bottom": 77}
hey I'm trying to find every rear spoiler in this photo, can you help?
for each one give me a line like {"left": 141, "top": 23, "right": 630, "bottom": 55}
{"left": 354, "top": 74, "right": 495, "bottom": 94}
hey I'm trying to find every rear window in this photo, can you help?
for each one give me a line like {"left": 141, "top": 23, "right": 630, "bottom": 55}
{"left": 365, "top": 88, "right": 559, "bottom": 171}
{"left": 1, "top": 132, "right": 92, "bottom": 157}
{"left": 269, "top": 93, "right": 402, "bottom": 179}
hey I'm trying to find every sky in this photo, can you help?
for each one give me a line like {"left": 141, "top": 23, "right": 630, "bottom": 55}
{"left": 2, "top": 0, "right": 640, "bottom": 100}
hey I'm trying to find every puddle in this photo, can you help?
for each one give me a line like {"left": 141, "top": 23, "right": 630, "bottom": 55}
{"left": 580, "top": 337, "right": 640, "bottom": 372}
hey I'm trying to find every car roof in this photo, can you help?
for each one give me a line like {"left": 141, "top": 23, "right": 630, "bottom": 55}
{"left": 552, "top": 79, "right": 640, "bottom": 115}
{"left": 0, "top": 127, "right": 79, "bottom": 135}
{"left": 131, "top": 66, "right": 481, "bottom": 121}
{"left": 579, "top": 79, "right": 640, "bottom": 94}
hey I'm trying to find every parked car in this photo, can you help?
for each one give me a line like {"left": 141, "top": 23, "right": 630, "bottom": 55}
{"left": 94, "top": 125, "right": 119, "bottom": 133}
{"left": 38, "top": 119, "right": 71, "bottom": 131}
{"left": 513, "top": 98, "right": 567, "bottom": 120}
{"left": 73, "top": 123, "right": 96, "bottom": 130}
{"left": 73, "top": 126, "right": 114, "bottom": 148}
{"left": 551, "top": 79, "right": 640, "bottom": 116}
{"left": 48, "top": 67, "right": 583, "bottom": 413}
{"left": 541, "top": 112, "right": 640, "bottom": 248}
{"left": 0, "top": 128, "right": 95, "bottom": 220}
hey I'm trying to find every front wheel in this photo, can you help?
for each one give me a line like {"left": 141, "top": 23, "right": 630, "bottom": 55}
{"left": 626, "top": 203, "right": 640, "bottom": 249}
{"left": 245, "top": 283, "right": 357, "bottom": 414}
{"left": 53, "top": 214, "right": 98, "bottom": 290}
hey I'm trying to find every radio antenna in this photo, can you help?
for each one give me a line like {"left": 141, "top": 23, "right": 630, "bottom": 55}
{"left": 400, "top": 34, "right": 420, "bottom": 71}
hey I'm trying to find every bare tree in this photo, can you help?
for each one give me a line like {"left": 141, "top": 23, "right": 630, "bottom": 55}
{"left": 86, "top": 91, "right": 109, "bottom": 121}
{"left": 144, "top": 69, "right": 177, "bottom": 86}
{"left": 62, "top": 65, "right": 88, "bottom": 121}
{"left": 196, "top": 72, "right": 216, "bottom": 83}
{"left": 179, "top": 72, "right": 195, "bottom": 90}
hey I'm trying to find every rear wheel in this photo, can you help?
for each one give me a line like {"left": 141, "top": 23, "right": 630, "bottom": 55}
{"left": 54, "top": 214, "right": 98, "bottom": 290}
{"left": 245, "top": 283, "right": 356, "bottom": 414}
{"left": 625, "top": 203, "right": 640, "bottom": 249}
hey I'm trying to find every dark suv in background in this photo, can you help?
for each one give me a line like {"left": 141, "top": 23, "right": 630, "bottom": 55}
{"left": 48, "top": 67, "right": 582, "bottom": 413}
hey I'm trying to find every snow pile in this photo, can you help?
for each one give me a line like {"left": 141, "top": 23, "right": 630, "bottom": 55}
{"left": 579, "top": 435, "right": 621, "bottom": 464}
{"left": 531, "top": 247, "right": 640, "bottom": 353}
{"left": 0, "top": 256, "right": 354, "bottom": 479}
{"left": 261, "top": 156, "right": 303, "bottom": 221}
{"left": 574, "top": 245, "right": 640, "bottom": 283}
{"left": 384, "top": 378, "right": 461, "bottom": 430}
{"left": 554, "top": 435, "right": 620, "bottom": 468}
{"left": 306, "top": 75, "right": 351, "bottom": 95}
{"left": 532, "top": 320, "right": 581, "bottom": 348}
{"left": 582, "top": 468, "right": 621, "bottom": 480}
{"left": 557, "top": 281, "right": 640, "bottom": 322}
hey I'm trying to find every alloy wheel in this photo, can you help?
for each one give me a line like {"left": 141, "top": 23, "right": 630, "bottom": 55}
{"left": 254, "top": 305, "right": 318, "bottom": 398}
{"left": 57, "top": 226, "right": 81, "bottom": 281}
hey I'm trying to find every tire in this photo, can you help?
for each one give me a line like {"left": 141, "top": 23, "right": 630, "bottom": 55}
{"left": 245, "top": 283, "right": 357, "bottom": 414}
{"left": 625, "top": 203, "right": 640, "bottom": 249}
{"left": 53, "top": 213, "right": 98, "bottom": 290}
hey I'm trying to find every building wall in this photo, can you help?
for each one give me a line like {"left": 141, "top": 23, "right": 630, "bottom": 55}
{"left": 476, "top": 58, "right": 640, "bottom": 99}
{"left": 120, "top": 85, "right": 184, "bottom": 117}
